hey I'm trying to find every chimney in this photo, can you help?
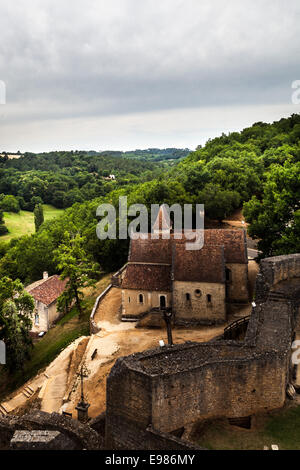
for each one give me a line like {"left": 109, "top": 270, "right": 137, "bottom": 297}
{"left": 43, "top": 271, "right": 49, "bottom": 280}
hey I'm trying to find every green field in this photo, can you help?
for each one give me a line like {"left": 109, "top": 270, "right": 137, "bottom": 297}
{"left": 194, "top": 405, "right": 300, "bottom": 450}
{"left": 1, "top": 205, "right": 63, "bottom": 241}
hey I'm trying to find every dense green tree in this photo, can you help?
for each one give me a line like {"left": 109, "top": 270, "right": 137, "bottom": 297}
{"left": 197, "top": 183, "right": 241, "bottom": 221}
{"left": 0, "top": 277, "right": 34, "bottom": 371}
{"left": 34, "top": 203, "right": 44, "bottom": 232}
{"left": 0, "top": 210, "right": 8, "bottom": 236}
{"left": 54, "top": 233, "right": 100, "bottom": 318}
{"left": 244, "top": 162, "right": 300, "bottom": 257}
{"left": 0, "top": 194, "right": 20, "bottom": 213}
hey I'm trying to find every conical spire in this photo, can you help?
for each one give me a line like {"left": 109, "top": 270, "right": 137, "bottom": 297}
{"left": 153, "top": 205, "right": 172, "bottom": 234}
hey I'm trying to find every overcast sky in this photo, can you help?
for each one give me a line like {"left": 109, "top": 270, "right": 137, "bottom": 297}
{"left": 0, "top": 0, "right": 299, "bottom": 152}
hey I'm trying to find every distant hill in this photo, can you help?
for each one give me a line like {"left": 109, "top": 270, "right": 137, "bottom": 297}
{"left": 98, "top": 148, "right": 191, "bottom": 162}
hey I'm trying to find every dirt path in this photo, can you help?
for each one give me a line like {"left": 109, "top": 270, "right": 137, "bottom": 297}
{"left": 63, "top": 287, "right": 233, "bottom": 418}
{"left": 94, "top": 288, "right": 122, "bottom": 326}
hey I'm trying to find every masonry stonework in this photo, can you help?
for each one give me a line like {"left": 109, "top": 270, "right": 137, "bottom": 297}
{"left": 122, "top": 289, "right": 171, "bottom": 318}
{"left": 226, "top": 263, "right": 249, "bottom": 303}
{"left": 172, "top": 281, "right": 226, "bottom": 325}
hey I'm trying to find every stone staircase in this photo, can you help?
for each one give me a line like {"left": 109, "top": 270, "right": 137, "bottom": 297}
{"left": 22, "top": 385, "right": 35, "bottom": 399}
{"left": 0, "top": 403, "right": 8, "bottom": 417}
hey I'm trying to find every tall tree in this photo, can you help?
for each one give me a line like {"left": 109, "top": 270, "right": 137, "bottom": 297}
{"left": 0, "top": 277, "right": 34, "bottom": 371}
{"left": 34, "top": 203, "right": 44, "bottom": 232}
{"left": 244, "top": 162, "right": 300, "bottom": 257}
{"left": 54, "top": 233, "right": 99, "bottom": 318}
{"left": 0, "top": 210, "right": 8, "bottom": 236}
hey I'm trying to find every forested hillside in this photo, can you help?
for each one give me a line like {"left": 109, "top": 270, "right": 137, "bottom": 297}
{"left": 0, "top": 115, "right": 299, "bottom": 287}
{"left": 0, "top": 151, "right": 163, "bottom": 210}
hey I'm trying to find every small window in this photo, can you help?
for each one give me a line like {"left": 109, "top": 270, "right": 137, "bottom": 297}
{"left": 160, "top": 296, "right": 166, "bottom": 309}
{"left": 195, "top": 289, "right": 202, "bottom": 298}
{"left": 186, "top": 293, "right": 191, "bottom": 301}
{"left": 226, "top": 268, "right": 232, "bottom": 283}
{"left": 139, "top": 294, "right": 144, "bottom": 304}
{"left": 207, "top": 294, "right": 212, "bottom": 303}
{"left": 35, "top": 314, "right": 39, "bottom": 326}
{"left": 128, "top": 297, "right": 131, "bottom": 303}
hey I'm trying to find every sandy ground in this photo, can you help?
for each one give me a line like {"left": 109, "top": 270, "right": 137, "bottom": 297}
{"left": 63, "top": 260, "right": 258, "bottom": 418}
{"left": 64, "top": 311, "right": 228, "bottom": 418}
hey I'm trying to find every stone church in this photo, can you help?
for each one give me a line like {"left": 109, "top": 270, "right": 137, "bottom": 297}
{"left": 115, "top": 206, "right": 249, "bottom": 325}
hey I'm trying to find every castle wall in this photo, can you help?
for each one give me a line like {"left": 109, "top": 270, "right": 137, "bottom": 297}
{"left": 226, "top": 263, "right": 249, "bottom": 303}
{"left": 173, "top": 281, "right": 226, "bottom": 325}
{"left": 121, "top": 289, "right": 171, "bottom": 317}
{"left": 256, "top": 254, "right": 300, "bottom": 301}
{"left": 151, "top": 352, "right": 288, "bottom": 433}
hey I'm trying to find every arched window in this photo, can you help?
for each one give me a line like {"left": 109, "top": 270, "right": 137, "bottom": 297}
{"left": 186, "top": 293, "right": 191, "bottom": 302}
{"left": 207, "top": 294, "right": 212, "bottom": 303}
{"left": 139, "top": 294, "right": 144, "bottom": 304}
{"left": 35, "top": 314, "right": 39, "bottom": 326}
{"left": 128, "top": 297, "right": 131, "bottom": 304}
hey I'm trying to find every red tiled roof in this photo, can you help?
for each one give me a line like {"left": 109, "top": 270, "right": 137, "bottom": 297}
{"left": 122, "top": 263, "right": 172, "bottom": 291}
{"left": 26, "top": 275, "right": 67, "bottom": 306}
{"left": 203, "top": 230, "right": 247, "bottom": 264}
{"left": 173, "top": 243, "right": 226, "bottom": 283}
{"left": 128, "top": 229, "right": 247, "bottom": 265}
{"left": 129, "top": 238, "right": 172, "bottom": 264}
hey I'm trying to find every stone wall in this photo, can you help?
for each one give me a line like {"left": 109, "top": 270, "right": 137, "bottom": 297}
{"left": 121, "top": 289, "right": 171, "bottom": 317}
{"left": 255, "top": 254, "right": 300, "bottom": 302}
{"left": 226, "top": 263, "right": 249, "bottom": 303}
{"left": 105, "top": 253, "right": 300, "bottom": 450}
{"left": 0, "top": 410, "right": 102, "bottom": 450}
{"left": 173, "top": 281, "right": 226, "bottom": 325}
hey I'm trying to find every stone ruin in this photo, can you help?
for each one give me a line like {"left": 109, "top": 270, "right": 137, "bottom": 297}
{"left": 0, "top": 253, "right": 299, "bottom": 450}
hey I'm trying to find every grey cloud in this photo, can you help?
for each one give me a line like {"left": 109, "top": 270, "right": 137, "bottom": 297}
{"left": 0, "top": 0, "right": 299, "bottom": 150}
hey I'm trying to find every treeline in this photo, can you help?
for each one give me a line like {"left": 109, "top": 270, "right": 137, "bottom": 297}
{"left": 0, "top": 114, "right": 299, "bottom": 287}
{"left": 99, "top": 148, "right": 190, "bottom": 162}
{"left": 0, "top": 152, "right": 162, "bottom": 210}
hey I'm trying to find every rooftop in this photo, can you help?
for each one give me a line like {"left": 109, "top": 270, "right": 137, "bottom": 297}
{"left": 173, "top": 243, "right": 225, "bottom": 283}
{"left": 26, "top": 275, "right": 67, "bottom": 306}
{"left": 122, "top": 263, "right": 172, "bottom": 291}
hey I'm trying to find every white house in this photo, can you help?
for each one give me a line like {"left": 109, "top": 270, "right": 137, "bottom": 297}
{"left": 26, "top": 272, "right": 67, "bottom": 334}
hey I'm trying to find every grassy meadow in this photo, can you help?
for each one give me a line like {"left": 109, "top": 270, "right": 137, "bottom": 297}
{"left": 1, "top": 205, "right": 63, "bottom": 242}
